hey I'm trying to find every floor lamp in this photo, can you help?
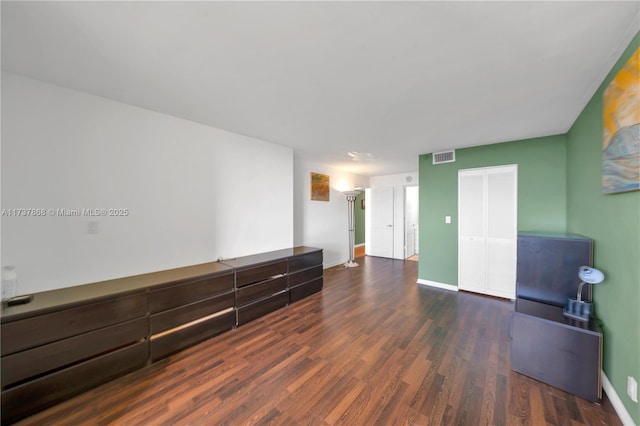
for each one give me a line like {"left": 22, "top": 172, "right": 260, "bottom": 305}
{"left": 343, "top": 190, "right": 361, "bottom": 267}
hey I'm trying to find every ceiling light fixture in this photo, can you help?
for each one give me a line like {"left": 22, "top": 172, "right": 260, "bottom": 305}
{"left": 347, "top": 152, "right": 375, "bottom": 161}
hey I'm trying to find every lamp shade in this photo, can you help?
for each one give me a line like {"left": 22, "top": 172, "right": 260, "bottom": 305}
{"left": 578, "top": 266, "right": 605, "bottom": 284}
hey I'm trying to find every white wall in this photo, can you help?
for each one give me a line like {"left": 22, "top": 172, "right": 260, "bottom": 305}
{"left": 293, "top": 157, "right": 368, "bottom": 268}
{"left": 1, "top": 72, "right": 294, "bottom": 294}
{"left": 369, "top": 172, "right": 418, "bottom": 259}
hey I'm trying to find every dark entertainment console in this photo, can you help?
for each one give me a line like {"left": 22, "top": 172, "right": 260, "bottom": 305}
{"left": 1, "top": 246, "right": 323, "bottom": 424}
{"left": 511, "top": 232, "right": 602, "bottom": 402}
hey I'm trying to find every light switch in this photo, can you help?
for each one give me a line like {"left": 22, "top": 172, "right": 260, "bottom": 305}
{"left": 445, "top": 216, "right": 451, "bottom": 224}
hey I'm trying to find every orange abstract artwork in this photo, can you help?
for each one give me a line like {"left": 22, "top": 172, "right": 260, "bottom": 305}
{"left": 310, "top": 172, "right": 330, "bottom": 201}
{"left": 603, "top": 47, "right": 639, "bottom": 194}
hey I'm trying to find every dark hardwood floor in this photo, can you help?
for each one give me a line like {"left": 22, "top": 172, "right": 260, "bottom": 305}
{"left": 17, "top": 256, "right": 621, "bottom": 425}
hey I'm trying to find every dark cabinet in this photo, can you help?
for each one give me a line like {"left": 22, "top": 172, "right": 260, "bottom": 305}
{"left": 1, "top": 246, "right": 323, "bottom": 423}
{"left": 289, "top": 256, "right": 323, "bottom": 304}
{"left": 1, "top": 293, "right": 149, "bottom": 424}
{"left": 223, "top": 247, "right": 323, "bottom": 325}
{"left": 511, "top": 233, "right": 601, "bottom": 402}
{"left": 148, "top": 270, "right": 235, "bottom": 361}
{"left": 511, "top": 299, "right": 602, "bottom": 402}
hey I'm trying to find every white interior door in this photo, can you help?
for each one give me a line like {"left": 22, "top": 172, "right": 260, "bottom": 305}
{"left": 458, "top": 165, "right": 517, "bottom": 299}
{"left": 367, "top": 187, "right": 394, "bottom": 258}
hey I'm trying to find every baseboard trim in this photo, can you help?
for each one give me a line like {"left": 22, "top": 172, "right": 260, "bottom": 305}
{"left": 324, "top": 260, "right": 347, "bottom": 269}
{"left": 417, "top": 279, "right": 458, "bottom": 292}
{"left": 602, "top": 372, "right": 635, "bottom": 426}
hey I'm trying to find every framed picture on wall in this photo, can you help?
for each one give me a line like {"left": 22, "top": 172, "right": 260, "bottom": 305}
{"left": 602, "top": 46, "right": 639, "bottom": 194}
{"left": 310, "top": 172, "right": 330, "bottom": 201}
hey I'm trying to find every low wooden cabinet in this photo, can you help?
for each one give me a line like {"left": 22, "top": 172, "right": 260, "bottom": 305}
{"left": 1, "top": 292, "right": 150, "bottom": 424}
{"left": 223, "top": 247, "right": 323, "bottom": 325}
{"left": 289, "top": 250, "right": 323, "bottom": 303}
{"left": 1, "top": 246, "right": 322, "bottom": 424}
{"left": 511, "top": 298, "right": 602, "bottom": 402}
{"left": 148, "top": 268, "right": 235, "bottom": 361}
{"left": 232, "top": 259, "right": 288, "bottom": 325}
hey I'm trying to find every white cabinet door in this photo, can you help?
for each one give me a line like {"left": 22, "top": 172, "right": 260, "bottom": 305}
{"left": 458, "top": 165, "right": 517, "bottom": 299}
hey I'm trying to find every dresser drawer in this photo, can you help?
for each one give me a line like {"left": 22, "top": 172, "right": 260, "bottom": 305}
{"left": 149, "top": 272, "right": 233, "bottom": 313}
{"left": 1, "top": 341, "right": 148, "bottom": 425}
{"left": 1, "top": 317, "right": 147, "bottom": 388}
{"left": 1, "top": 293, "right": 148, "bottom": 356}
{"left": 236, "top": 276, "right": 287, "bottom": 307}
{"left": 150, "top": 292, "right": 234, "bottom": 335}
{"left": 150, "top": 310, "right": 236, "bottom": 361}
{"left": 237, "top": 292, "right": 288, "bottom": 326}
{"left": 290, "top": 277, "right": 323, "bottom": 303}
{"left": 289, "top": 265, "right": 323, "bottom": 288}
{"left": 235, "top": 261, "right": 287, "bottom": 288}
{"left": 289, "top": 251, "right": 322, "bottom": 273}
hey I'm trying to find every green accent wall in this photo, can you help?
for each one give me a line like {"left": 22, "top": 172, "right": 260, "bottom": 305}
{"left": 355, "top": 192, "right": 365, "bottom": 245}
{"left": 567, "top": 33, "right": 639, "bottom": 424}
{"left": 418, "top": 135, "right": 568, "bottom": 285}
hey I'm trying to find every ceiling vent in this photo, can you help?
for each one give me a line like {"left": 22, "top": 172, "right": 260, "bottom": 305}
{"left": 432, "top": 150, "right": 455, "bottom": 164}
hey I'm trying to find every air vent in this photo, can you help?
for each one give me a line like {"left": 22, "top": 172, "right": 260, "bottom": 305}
{"left": 432, "top": 150, "right": 455, "bottom": 164}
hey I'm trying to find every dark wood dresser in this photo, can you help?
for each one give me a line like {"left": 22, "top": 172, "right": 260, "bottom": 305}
{"left": 1, "top": 246, "right": 322, "bottom": 424}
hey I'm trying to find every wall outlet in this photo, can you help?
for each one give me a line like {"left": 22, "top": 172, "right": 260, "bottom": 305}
{"left": 628, "top": 376, "right": 638, "bottom": 403}
{"left": 445, "top": 215, "right": 451, "bottom": 224}
{"left": 87, "top": 221, "right": 99, "bottom": 234}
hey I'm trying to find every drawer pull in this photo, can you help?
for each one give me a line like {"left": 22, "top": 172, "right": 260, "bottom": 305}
{"left": 150, "top": 307, "right": 235, "bottom": 340}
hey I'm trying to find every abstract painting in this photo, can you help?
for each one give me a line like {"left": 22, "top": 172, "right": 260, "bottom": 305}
{"left": 310, "top": 172, "right": 330, "bottom": 201}
{"left": 603, "top": 47, "right": 639, "bottom": 194}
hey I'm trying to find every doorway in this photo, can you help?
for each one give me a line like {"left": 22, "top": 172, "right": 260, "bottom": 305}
{"left": 365, "top": 185, "right": 420, "bottom": 261}
{"left": 405, "top": 186, "right": 419, "bottom": 260}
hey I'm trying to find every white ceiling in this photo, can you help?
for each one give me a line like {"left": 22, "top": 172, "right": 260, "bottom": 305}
{"left": 2, "top": 1, "right": 638, "bottom": 176}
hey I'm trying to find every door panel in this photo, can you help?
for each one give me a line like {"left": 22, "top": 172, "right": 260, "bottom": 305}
{"left": 458, "top": 172, "right": 485, "bottom": 237}
{"left": 487, "top": 170, "right": 517, "bottom": 239}
{"left": 486, "top": 239, "right": 517, "bottom": 297}
{"left": 458, "top": 237, "right": 485, "bottom": 292}
{"left": 367, "top": 187, "right": 394, "bottom": 258}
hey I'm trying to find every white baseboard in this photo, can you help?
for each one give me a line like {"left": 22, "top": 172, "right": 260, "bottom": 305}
{"left": 323, "top": 260, "right": 346, "bottom": 269}
{"left": 355, "top": 243, "right": 365, "bottom": 247}
{"left": 417, "top": 279, "right": 458, "bottom": 292}
{"left": 602, "top": 372, "right": 636, "bottom": 426}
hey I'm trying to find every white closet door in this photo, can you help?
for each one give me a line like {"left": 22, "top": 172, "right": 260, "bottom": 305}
{"left": 486, "top": 166, "right": 517, "bottom": 298}
{"left": 458, "top": 165, "right": 517, "bottom": 299}
{"left": 458, "top": 170, "right": 486, "bottom": 293}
